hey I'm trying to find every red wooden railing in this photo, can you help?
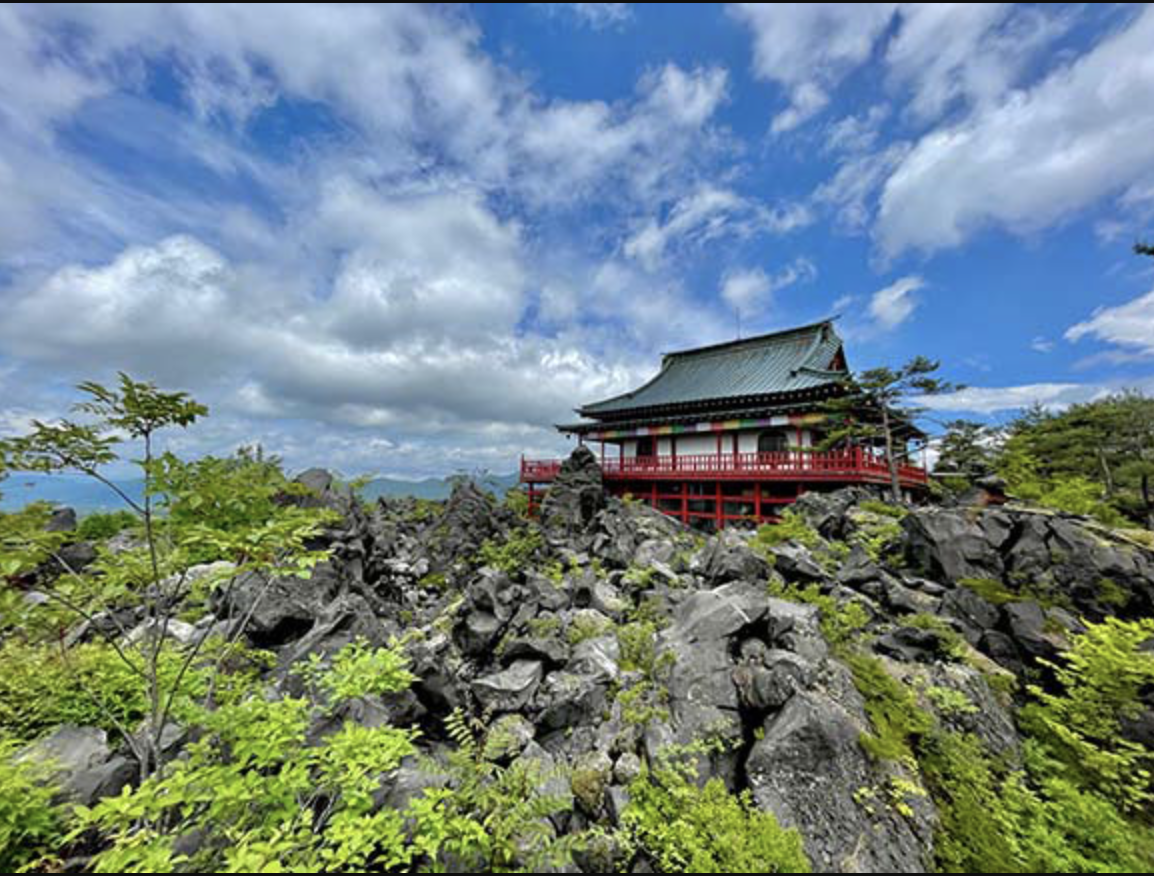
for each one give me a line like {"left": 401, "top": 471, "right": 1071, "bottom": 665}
{"left": 520, "top": 448, "right": 928, "bottom": 487}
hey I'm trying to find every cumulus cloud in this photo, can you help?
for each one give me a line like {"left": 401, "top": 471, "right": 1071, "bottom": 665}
{"left": 920, "top": 383, "right": 1097, "bottom": 414}
{"left": 730, "top": 4, "right": 1068, "bottom": 135}
{"left": 868, "top": 275, "right": 924, "bottom": 331}
{"left": 884, "top": 4, "right": 1068, "bottom": 124}
{"left": 1065, "top": 286, "right": 1154, "bottom": 357}
{"left": 538, "top": 4, "right": 633, "bottom": 30}
{"left": 728, "top": 4, "right": 898, "bottom": 133}
{"left": 623, "top": 185, "right": 809, "bottom": 271}
{"left": 0, "top": 183, "right": 642, "bottom": 439}
{"left": 720, "top": 259, "right": 817, "bottom": 316}
{"left": 876, "top": 6, "right": 1154, "bottom": 257}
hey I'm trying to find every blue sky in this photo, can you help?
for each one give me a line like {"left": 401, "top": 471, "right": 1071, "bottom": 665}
{"left": 1, "top": 3, "right": 1153, "bottom": 479}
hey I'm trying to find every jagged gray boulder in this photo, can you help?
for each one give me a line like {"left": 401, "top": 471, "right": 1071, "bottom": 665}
{"left": 698, "top": 529, "right": 773, "bottom": 584}
{"left": 903, "top": 509, "right": 1003, "bottom": 582}
{"left": 472, "top": 660, "right": 544, "bottom": 713}
{"left": 747, "top": 691, "right": 935, "bottom": 873}
{"left": 18, "top": 725, "right": 134, "bottom": 806}
{"left": 213, "top": 562, "right": 342, "bottom": 647}
{"left": 45, "top": 507, "right": 78, "bottom": 532}
{"left": 540, "top": 446, "right": 605, "bottom": 534}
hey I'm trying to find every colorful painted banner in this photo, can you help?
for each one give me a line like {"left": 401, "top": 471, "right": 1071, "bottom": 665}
{"left": 585, "top": 411, "right": 827, "bottom": 441}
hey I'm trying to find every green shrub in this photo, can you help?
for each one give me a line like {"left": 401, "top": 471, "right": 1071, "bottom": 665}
{"left": 292, "top": 636, "right": 416, "bottom": 707}
{"left": 1021, "top": 616, "right": 1154, "bottom": 812}
{"left": 0, "top": 739, "right": 65, "bottom": 871}
{"left": 850, "top": 517, "right": 904, "bottom": 562}
{"left": 75, "top": 510, "right": 139, "bottom": 542}
{"left": 958, "top": 577, "right": 1017, "bottom": 605}
{"left": 502, "top": 487, "right": 530, "bottom": 518}
{"left": 844, "top": 652, "right": 931, "bottom": 765}
{"left": 0, "top": 641, "right": 159, "bottom": 742}
{"left": 77, "top": 641, "right": 422, "bottom": 873}
{"left": 753, "top": 511, "right": 821, "bottom": 551}
{"left": 617, "top": 621, "right": 674, "bottom": 679}
{"left": 858, "top": 499, "right": 908, "bottom": 519}
{"left": 0, "top": 638, "right": 265, "bottom": 742}
{"left": 622, "top": 749, "right": 810, "bottom": 872}
{"left": 414, "top": 710, "right": 579, "bottom": 872}
{"left": 920, "top": 730, "right": 1154, "bottom": 873}
{"left": 767, "top": 579, "right": 869, "bottom": 650}
{"left": 527, "top": 615, "right": 562, "bottom": 639}
{"left": 478, "top": 528, "right": 543, "bottom": 575}
{"left": 905, "top": 613, "right": 968, "bottom": 661}
{"left": 567, "top": 613, "right": 614, "bottom": 646}
{"left": 1096, "top": 577, "right": 1129, "bottom": 608}
{"left": 616, "top": 681, "right": 670, "bottom": 729}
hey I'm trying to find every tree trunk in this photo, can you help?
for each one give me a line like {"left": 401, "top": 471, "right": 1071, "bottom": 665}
{"left": 1097, "top": 446, "right": 1115, "bottom": 497}
{"left": 1142, "top": 471, "right": 1153, "bottom": 532}
{"left": 882, "top": 406, "right": 901, "bottom": 503}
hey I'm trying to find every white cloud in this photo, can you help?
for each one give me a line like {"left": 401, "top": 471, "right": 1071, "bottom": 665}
{"left": 1031, "top": 336, "right": 1055, "bottom": 353}
{"left": 885, "top": 4, "right": 1068, "bottom": 124}
{"left": 920, "top": 383, "right": 1096, "bottom": 414}
{"left": 814, "top": 143, "right": 911, "bottom": 232}
{"left": 1065, "top": 286, "right": 1154, "bottom": 356}
{"left": 729, "top": 4, "right": 898, "bottom": 133}
{"left": 823, "top": 105, "right": 890, "bottom": 156}
{"left": 4, "top": 6, "right": 729, "bottom": 218}
{"left": 516, "top": 63, "right": 730, "bottom": 206}
{"left": 876, "top": 6, "right": 1154, "bottom": 257}
{"left": 538, "top": 4, "right": 632, "bottom": 30}
{"left": 868, "top": 275, "right": 924, "bottom": 330}
{"left": 0, "top": 192, "right": 640, "bottom": 445}
{"left": 624, "top": 185, "right": 810, "bottom": 271}
{"left": 730, "top": 4, "right": 1068, "bottom": 136}
{"left": 720, "top": 268, "right": 771, "bottom": 314}
{"left": 720, "top": 258, "right": 817, "bottom": 315}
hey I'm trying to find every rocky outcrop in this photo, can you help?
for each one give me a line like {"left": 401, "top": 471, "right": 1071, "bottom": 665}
{"left": 539, "top": 446, "right": 605, "bottom": 534}
{"left": 18, "top": 448, "right": 1153, "bottom": 874}
{"left": 17, "top": 725, "right": 135, "bottom": 806}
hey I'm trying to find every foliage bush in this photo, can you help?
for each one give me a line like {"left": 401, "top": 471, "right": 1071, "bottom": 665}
{"left": 0, "top": 738, "right": 65, "bottom": 871}
{"left": 412, "top": 709, "right": 579, "bottom": 872}
{"left": 767, "top": 579, "right": 869, "bottom": 650}
{"left": 918, "top": 617, "right": 1154, "bottom": 872}
{"left": 616, "top": 621, "right": 674, "bottom": 679}
{"left": 293, "top": 636, "right": 417, "bottom": 708}
{"left": 753, "top": 510, "right": 821, "bottom": 551}
{"left": 1020, "top": 616, "right": 1154, "bottom": 812}
{"left": 76, "top": 640, "right": 420, "bottom": 872}
{"left": 858, "top": 499, "right": 908, "bottom": 519}
{"left": 843, "top": 652, "right": 932, "bottom": 765}
{"left": 567, "top": 612, "right": 614, "bottom": 646}
{"left": 921, "top": 731, "right": 1154, "bottom": 873}
{"left": 958, "top": 576, "right": 1017, "bottom": 605}
{"left": 478, "top": 527, "right": 543, "bottom": 575}
{"left": 0, "top": 641, "right": 175, "bottom": 743}
{"left": 0, "top": 638, "right": 266, "bottom": 743}
{"left": 621, "top": 748, "right": 811, "bottom": 872}
{"left": 75, "top": 510, "right": 139, "bottom": 542}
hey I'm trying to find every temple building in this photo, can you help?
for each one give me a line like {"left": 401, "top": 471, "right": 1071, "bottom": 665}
{"left": 521, "top": 320, "right": 929, "bottom": 529}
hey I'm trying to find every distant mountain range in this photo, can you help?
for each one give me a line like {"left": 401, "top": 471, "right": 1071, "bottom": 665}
{"left": 0, "top": 471, "right": 520, "bottom": 513}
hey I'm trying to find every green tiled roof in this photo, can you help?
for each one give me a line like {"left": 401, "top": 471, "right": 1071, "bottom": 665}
{"left": 579, "top": 320, "right": 848, "bottom": 417}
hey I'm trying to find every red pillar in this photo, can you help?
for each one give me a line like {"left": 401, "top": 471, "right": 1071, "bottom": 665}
{"left": 652, "top": 481, "right": 658, "bottom": 511}
{"left": 680, "top": 482, "right": 688, "bottom": 525}
{"left": 754, "top": 481, "right": 762, "bottom": 522}
{"left": 716, "top": 480, "right": 723, "bottom": 529}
